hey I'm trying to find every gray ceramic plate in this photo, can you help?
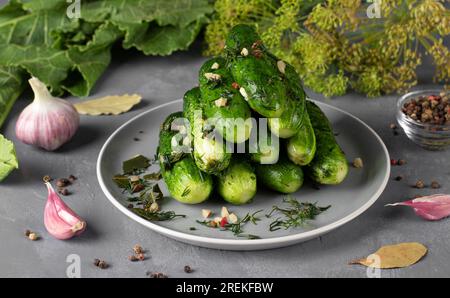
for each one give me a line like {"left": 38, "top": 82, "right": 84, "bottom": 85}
{"left": 97, "top": 99, "right": 390, "bottom": 250}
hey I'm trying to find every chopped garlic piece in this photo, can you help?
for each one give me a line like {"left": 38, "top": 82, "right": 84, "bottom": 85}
{"left": 202, "top": 209, "right": 212, "bottom": 218}
{"left": 221, "top": 206, "right": 230, "bottom": 218}
{"left": 182, "top": 136, "right": 191, "bottom": 147}
{"left": 353, "top": 157, "right": 364, "bottom": 168}
{"left": 149, "top": 202, "right": 159, "bottom": 212}
{"left": 239, "top": 87, "right": 249, "bottom": 101}
{"left": 214, "top": 97, "right": 228, "bottom": 107}
{"left": 241, "top": 48, "right": 249, "bottom": 56}
{"left": 277, "top": 60, "right": 286, "bottom": 74}
{"left": 211, "top": 62, "right": 220, "bottom": 70}
{"left": 171, "top": 136, "right": 179, "bottom": 148}
{"left": 228, "top": 213, "right": 238, "bottom": 224}
{"left": 204, "top": 72, "right": 221, "bottom": 81}
{"left": 129, "top": 175, "right": 140, "bottom": 182}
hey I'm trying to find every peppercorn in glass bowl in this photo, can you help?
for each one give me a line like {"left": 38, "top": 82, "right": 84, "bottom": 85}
{"left": 397, "top": 89, "right": 450, "bottom": 150}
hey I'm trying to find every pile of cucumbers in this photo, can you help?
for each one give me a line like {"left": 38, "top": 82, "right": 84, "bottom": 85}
{"left": 157, "top": 25, "right": 349, "bottom": 205}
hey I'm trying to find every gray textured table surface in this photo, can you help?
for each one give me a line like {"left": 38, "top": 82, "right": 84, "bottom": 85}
{"left": 0, "top": 43, "right": 449, "bottom": 278}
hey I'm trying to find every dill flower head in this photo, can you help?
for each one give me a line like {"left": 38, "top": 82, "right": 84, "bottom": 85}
{"left": 204, "top": 0, "right": 450, "bottom": 97}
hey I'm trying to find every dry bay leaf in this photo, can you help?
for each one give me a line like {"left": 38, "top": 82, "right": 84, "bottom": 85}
{"left": 350, "top": 242, "right": 427, "bottom": 269}
{"left": 74, "top": 94, "right": 142, "bottom": 115}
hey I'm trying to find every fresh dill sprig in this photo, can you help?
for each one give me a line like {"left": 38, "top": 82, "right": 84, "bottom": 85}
{"left": 133, "top": 208, "right": 185, "bottom": 221}
{"left": 267, "top": 196, "right": 330, "bottom": 231}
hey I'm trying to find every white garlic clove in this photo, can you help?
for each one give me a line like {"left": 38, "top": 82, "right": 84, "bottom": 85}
{"left": 44, "top": 182, "right": 86, "bottom": 240}
{"left": 15, "top": 77, "right": 80, "bottom": 151}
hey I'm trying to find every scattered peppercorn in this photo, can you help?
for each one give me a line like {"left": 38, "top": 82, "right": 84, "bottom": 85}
{"left": 133, "top": 137, "right": 140, "bottom": 141}
{"left": 393, "top": 130, "right": 399, "bottom": 136}
{"left": 127, "top": 204, "right": 134, "bottom": 209}
{"left": 139, "top": 130, "right": 144, "bottom": 134}
{"left": 189, "top": 227, "right": 196, "bottom": 231}
{"left": 68, "top": 175, "right": 77, "bottom": 183}
{"left": 56, "top": 178, "right": 70, "bottom": 188}
{"left": 98, "top": 261, "right": 108, "bottom": 269}
{"left": 394, "top": 175, "right": 403, "bottom": 181}
{"left": 402, "top": 92, "right": 450, "bottom": 125}
{"left": 415, "top": 180, "right": 425, "bottom": 189}
{"left": 25, "top": 230, "right": 31, "bottom": 237}
{"left": 133, "top": 244, "right": 143, "bottom": 254}
{"left": 28, "top": 232, "right": 38, "bottom": 241}
{"left": 148, "top": 272, "right": 168, "bottom": 278}
{"left": 184, "top": 265, "right": 193, "bottom": 273}
{"left": 43, "top": 175, "right": 52, "bottom": 183}
{"left": 398, "top": 159, "right": 407, "bottom": 166}
{"left": 94, "top": 259, "right": 109, "bottom": 269}
{"left": 431, "top": 181, "right": 441, "bottom": 189}
{"left": 352, "top": 157, "right": 364, "bottom": 168}
{"left": 128, "top": 255, "right": 138, "bottom": 262}
{"left": 58, "top": 188, "right": 70, "bottom": 196}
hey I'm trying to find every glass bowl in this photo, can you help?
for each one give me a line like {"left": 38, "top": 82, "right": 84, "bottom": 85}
{"left": 396, "top": 89, "right": 450, "bottom": 150}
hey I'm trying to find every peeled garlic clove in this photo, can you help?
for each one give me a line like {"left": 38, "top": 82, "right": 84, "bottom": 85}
{"left": 15, "top": 77, "right": 79, "bottom": 151}
{"left": 44, "top": 182, "right": 86, "bottom": 240}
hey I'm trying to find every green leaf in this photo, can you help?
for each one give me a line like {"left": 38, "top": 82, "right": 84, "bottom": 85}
{"left": 123, "top": 155, "right": 151, "bottom": 174}
{"left": 0, "top": 1, "right": 73, "bottom": 47}
{"left": 126, "top": 18, "right": 207, "bottom": 56}
{"left": 0, "top": 66, "right": 25, "bottom": 128}
{"left": 0, "top": 44, "right": 73, "bottom": 94}
{"left": 80, "top": 0, "right": 213, "bottom": 27}
{"left": 63, "top": 22, "right": 123, "bottom": 96}
{"left": 0, "top": 0, "right": 213, "bottom": 128}
{"left": 0, "top": 134, "right": 18, "bottom": 182}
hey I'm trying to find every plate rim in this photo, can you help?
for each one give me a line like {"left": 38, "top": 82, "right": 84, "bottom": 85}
{"left": 96, "top": 99, "right": 391, "bottom": 248}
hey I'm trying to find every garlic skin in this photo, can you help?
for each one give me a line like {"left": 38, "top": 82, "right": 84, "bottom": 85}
{"left": 44, "top": 182, "right": 86, "bottom": 240}
{"left": 15, "top": 77, "right": 79, "bottom": 151}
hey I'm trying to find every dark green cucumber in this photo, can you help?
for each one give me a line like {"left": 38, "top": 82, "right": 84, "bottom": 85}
{"left": 225, "top": 25, "right": 287, "bottom": 117}
{"left": 158, "top": 112, "right": 213, "bottom": 204}
{"left": 217, "top": 158, "right": 257, "bottom": 205}
{"left": 306, "top": 101, "right": 349, "bottom": 184}
{"left": 248, "top": 122, "right": 279, "bottom": 165}
{"left": 157, "top": 111, "right": 187, "bottom": 168}
{"left": 255, "top": 157, "right": 304, "bottom": 194}
{"left": 199, "top": 58, "right": 252, "bottom": 143}
{"left": 268, "top": 61, "right": 308, "bottom": 138}
{"left": 230, "top": 55, "right": 287, "bottom": 118}
{"left": 224, "top": 24, "right": 261, "bottom": 56}
{"left": 183, "top": 87, "right": 231, "bottom": 174}
{"left": 287, "top": 110, "right": 316, "bottom": 166}
{"left": 161, "top": 156, "right": 213, "bottom": 204}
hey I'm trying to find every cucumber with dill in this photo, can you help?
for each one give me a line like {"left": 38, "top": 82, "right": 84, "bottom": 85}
{"left": 306, "top": 101, "right": 348, "bottom": 185}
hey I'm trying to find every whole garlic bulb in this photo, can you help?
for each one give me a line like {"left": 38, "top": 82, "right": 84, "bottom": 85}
{"left": 15, "top": 77, "right": 80, "bottom": 151}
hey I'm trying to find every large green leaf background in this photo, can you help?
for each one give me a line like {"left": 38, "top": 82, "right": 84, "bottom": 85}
{"left": 0, "top": 0, "right": 213, "bottom": 128}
